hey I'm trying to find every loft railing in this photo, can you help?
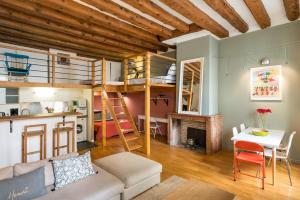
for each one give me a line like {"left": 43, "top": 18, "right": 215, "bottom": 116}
{"left": 122, "top": 52, "right": 176, "bottom": 91}
{"left": 0, "top": 44, "right": 105, "bottom": 88}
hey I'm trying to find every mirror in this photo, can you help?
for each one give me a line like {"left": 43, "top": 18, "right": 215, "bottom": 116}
{"left": 178, "top": 58, "right": 204, "bottom": 115}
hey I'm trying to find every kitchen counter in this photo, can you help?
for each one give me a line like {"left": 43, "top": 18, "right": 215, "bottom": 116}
{"left": 0, "top": 112, "right": 82, "bottom": 122}
{"left": 0, "top": 112, "right": 80, "bottom": 167}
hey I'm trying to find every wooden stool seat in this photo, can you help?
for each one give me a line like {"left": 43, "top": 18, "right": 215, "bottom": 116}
{"left": 53, "top": 127, "right": 74, "bottom": 133}
{"left": 52, "top": 121, "right": 75, "bottom": 157}
{"left": 22, "top": 124, "right": 47, "bottom": 163}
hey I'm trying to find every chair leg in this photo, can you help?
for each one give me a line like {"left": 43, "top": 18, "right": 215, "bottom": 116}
{"left": 233, "top": 157, "right": 237, "bottom": 181}
{"left": 267, "top": 157, "right": 272, "bottom": 167}
{"left": 285, "top": 159, "right": 292, "bottom": 186}
{"left": 261, "top": 165, "right": 264, "bottom": 190}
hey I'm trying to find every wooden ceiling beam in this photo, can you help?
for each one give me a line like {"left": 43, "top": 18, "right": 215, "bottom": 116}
{"left": 160, "top": 0, "right": 229, "bottom": 38}
{"left": 0, "top": 1, "right": 167, "bottom": 52}
{"left": 80, "top": 0, "right": 172, "bottom": 38}
{"left": 283, "top": 0, "right": 299, "bottom": 21}
{"left": 0, "top": 26, "right": 124, "bottom": 60}
{"left": 170, "top": 23, "right": 203, "bottom": 39}
{"left": 0, "top": 6, "right": 152, "bottom": 53}
{"left": 121, "top": 0, "right": 189, "bottom": 33}
{"left": 204, "top": 0, "right": 248, "bottom": 33}
{"left": 243, "top": 0, "right": 271, "bottom": 29}
{"left": 30, "top": 0, "right": 162, "bottom": 46}
{"left": 0, "top": 34, "right": 123, "bottom": 61}
{"left": 0, "top": 18, "right": 130, "bottom": 57}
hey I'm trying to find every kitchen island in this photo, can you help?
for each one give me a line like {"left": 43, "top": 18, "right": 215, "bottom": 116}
{"left": 0, "top": 112, "right": 81, "bottom": 167}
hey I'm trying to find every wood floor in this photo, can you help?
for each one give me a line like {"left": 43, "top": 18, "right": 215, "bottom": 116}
{"left": 89, "top": 135, "right": 300, "bottom": 200}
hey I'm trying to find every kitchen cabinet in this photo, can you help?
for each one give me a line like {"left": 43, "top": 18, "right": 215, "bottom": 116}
{"left": 0, "top": 88, "right": 19, "bottom": 104}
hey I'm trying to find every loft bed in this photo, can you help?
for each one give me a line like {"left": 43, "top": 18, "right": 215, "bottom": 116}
{"left": 92, "top": 52, "right": 177, "bottom": 156}
{"left": 93, "top": 52, "right": 176, "bottom": 93}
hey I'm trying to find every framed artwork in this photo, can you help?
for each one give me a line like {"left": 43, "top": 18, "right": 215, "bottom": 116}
{"left": 250, "top": 65, "right": 282, "bottom": 101}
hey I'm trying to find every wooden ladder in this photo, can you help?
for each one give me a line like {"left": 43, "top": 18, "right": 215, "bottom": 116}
{"left": 102, "top": 90, "right": 143, "bottom": 152}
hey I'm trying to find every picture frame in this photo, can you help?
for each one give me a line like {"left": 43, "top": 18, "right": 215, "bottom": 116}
{"left": 250, "top": 65, "right": 282, "bottom": 101}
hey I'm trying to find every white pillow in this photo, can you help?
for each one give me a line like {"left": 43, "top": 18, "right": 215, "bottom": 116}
{"left": 52, "top": 151, "right": 95, "bottom": 189}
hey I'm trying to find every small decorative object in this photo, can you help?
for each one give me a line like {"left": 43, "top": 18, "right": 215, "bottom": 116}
{"left": 256, "top": 108, "right": 272, "bottom": 129}
{"left": 45, "top": 107, "right": 54, "bottom": 113}
{"left": 251, "top": 128, "right": 269, "bottom": 136}
{"left": 57, "top": 53, "right": 70, "bottom": 65}
{"left": 4, "top": 52, "right": 32, "bottom": 81}
{"left": 260, "top": 57, "right": 270, "bottom": 65}
{"left": 250, "top": 65, "right": 282, "bottom": 101}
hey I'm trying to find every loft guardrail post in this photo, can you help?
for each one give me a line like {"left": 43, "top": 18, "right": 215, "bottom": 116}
{"left": 144, "top": 52, "right": 151, "bottom": 156}
{"left": 51, "top": 54, "right": 55, "bottom": 86}
{"left": 123, "top": 58, "right": 128, "bottom": 92}
{"left": 101, "top": 57, "right": 107, "bottom": 147}
{"left": 92, "top": 61, "right": 95, "bottom": 86}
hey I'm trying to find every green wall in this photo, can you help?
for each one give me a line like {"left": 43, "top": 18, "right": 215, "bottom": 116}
{"left": 176, "top": 20, "right": 300, "bottom": 161}
{"left": 219, "top": 20, "right": 300, "bottom": 162}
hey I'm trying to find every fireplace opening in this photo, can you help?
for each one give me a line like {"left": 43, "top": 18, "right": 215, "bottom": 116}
{"left": 185, "top": 127, "right": 206, "bottom": 151}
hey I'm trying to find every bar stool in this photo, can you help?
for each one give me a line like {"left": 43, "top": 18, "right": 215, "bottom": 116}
{"left": 52, "top": 121, "right": 75, "bottom": 156}
{"left": 22, "top": 124, "right": 47, "bottom": 163}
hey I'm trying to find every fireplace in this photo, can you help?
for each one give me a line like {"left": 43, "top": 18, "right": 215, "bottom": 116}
{"left": 187, "top": 127, "right": 206, "bottom": 147}
{"left": 168, "top": 114, "right": 223, "bottom": 154}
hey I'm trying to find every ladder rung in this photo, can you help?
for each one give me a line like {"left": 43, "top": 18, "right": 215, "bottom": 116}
{"left": 129, "top": 144, "right": 143, "bottom": 151}
{"left": 54, "top": 145, "right": 68, "bottom": 149}
{"left": 118, "top": 119, "right": 129, "bottom": 123}
{"left": 108, "top": 98, "right": 121, "bottom": 100}
{"left": 27, "top": 150, "right": 41, "bottom": 155}
{"left": 112, "top": 105, "right": 123, "bottom": 107}
{"left": 121, "top": 129, "right": 133, "bottom": 133}
{"left": 126, "top": 136, "right": 139, "bottom": 142}
{"left": 116, "top": 112, "right": 125, "bottom": 116}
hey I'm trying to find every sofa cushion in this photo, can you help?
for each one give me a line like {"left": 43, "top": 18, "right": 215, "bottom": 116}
{"left": 0, "top": 167, "right": 47, "bottom": 200}
{"left": 14, "top": 160, "right": 54, "bottom": 187}
{"left": 0, "top": 166, "right": 13, "bottom": 181}
{"left": 35, "top": 165, "right": 124, "bottom": 200}
{"left": 14, "top": 152, "right": 79, "bottom": 187}
{"left": 94, "top": 152, "right": 162, "bottom": 188}
{"left": 52, "top": 151, "right": 95, "bottom": 189}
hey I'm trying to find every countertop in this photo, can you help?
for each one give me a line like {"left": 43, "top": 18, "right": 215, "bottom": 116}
{"left": 0, "top": 112, "right": 82, "bottom": 122}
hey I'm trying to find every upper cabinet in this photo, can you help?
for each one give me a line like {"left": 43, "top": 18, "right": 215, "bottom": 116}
{"left": 178, "top": 58, "right": 204, "bottom": 115}
{"left": 0, "top": 88, "right": 19, "bottom": 104}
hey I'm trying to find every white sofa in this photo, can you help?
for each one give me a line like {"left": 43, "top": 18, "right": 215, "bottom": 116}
{"left": 0, "top": 152, "right": 162, "bottom": 200}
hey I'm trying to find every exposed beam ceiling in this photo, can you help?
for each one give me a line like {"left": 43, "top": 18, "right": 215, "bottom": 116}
{"left": 0, "top": 0, "right": 298, "bottom": 59}
{"left": 0, "top": 1, "right": 167, "bottom": 52}
{"left": 122, "top": 0, "right": 189, "bottom": 33}
{"left": 0, "top": 6, "right": 152, "bottom": 53}
{"left": 283, "top": 0, "right": 299, "bottom": 21}
{"left": 243, "top": 0, "right": 271, "bottom": 29}
{"left": 30, "top": 0, "right": 161, "bottom": 45}
{"left": 203, "top": 0, "right": 248, "bottom": 33}
{"left": 0, "top": 18, "right": 128, "bottom": 58}
{"left": 80, "top": 0, "right": 173, "bottom": 38}
{"left": 159, "top": 0, "right": 229, "bottom": 38}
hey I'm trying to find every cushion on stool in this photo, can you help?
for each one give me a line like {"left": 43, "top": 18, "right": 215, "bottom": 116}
{"left": 94, "top": 152, "right": 162, "bottom": 188}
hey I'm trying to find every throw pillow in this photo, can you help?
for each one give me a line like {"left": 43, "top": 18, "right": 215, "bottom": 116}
{"left": 0, "top": 167, "right": 47, "bottom": 200}
{"left": 52, "top": 151, "right": 95, "bottom": 189}
{"left": 0, "top": 166, "right": 13, "bottom": 181}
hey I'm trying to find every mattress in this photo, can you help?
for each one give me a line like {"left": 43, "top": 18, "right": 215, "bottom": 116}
{"left": 128, "top": 76, "right": 176, "bottom": 85}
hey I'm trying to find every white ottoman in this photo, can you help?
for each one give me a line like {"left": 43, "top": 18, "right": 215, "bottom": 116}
{"left": 94, "top": 152, "right": 162, "bottom": 200}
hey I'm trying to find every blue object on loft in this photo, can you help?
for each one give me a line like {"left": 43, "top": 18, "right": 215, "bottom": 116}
{"left": 4, "top": 52, "right": 32, "bottom": 80}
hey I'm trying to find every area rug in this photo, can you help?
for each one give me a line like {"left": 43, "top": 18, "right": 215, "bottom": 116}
{"left": 133, "top": 176, "right": 237, "bottom": 200}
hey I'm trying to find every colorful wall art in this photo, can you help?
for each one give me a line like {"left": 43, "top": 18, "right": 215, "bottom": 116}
{"left": 250, "top": 65, "right": 282, "bottom": 100}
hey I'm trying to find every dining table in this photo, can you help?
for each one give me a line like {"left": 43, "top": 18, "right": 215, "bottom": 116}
{"left": 231, "top": 127, "right": 285, "bottom": 185}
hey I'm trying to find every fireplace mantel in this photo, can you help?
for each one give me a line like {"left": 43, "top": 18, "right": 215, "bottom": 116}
{"left": 168, "top": 113, "right": 223, "bottom": 154}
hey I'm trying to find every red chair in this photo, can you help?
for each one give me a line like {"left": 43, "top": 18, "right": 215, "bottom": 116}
{"left": 233, "top": 141, "right": 266, "bottom": 189}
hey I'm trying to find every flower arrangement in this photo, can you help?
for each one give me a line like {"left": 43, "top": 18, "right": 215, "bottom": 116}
{"left": 256, "top": 108, "right": 272, "bottom": 129}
